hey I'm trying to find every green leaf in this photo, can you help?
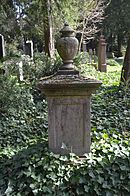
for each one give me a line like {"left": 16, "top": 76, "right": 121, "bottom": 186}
{"left": 89, "top": 170, "right": 95, "bottom": 178}
{"left": 84, "top": 185, "right": 89, "bottom": 192}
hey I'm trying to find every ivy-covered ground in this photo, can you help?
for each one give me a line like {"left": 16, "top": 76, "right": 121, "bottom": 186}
{"left": 0, "top": 56, "right": 130, "bottom": 196}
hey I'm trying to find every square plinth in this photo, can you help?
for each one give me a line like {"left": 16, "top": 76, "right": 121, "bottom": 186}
{"left": 38, "top": 74, "right": 102, "bottom": 156}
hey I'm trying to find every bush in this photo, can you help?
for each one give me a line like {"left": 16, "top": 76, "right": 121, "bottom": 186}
{"left": 30, "top": 52, "right": 62, "bottom": 79}
{"left": 0, "top": 74, "right": 48, "bottom": 148}
{"left": 1, "top": 51, "right": 62, "bottom": 82}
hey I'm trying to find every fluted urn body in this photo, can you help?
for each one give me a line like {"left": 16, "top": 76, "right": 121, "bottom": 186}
{"left": 56, "top": 23, "right": 79, "bottom": 71}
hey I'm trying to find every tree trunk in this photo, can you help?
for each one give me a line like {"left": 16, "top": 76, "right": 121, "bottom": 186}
{"left": 120, "top": 37, "right": 130, "bottom": 85}
{"left": 107, "top": 33, "right": 113, "bottom": 52}
{"left": 44, "top": 0, "right": 54, "bottom": 58}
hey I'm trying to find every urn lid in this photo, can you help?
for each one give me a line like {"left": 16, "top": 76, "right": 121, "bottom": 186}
{"left": 60, "top": 23, "right": 75, "bottom": 37}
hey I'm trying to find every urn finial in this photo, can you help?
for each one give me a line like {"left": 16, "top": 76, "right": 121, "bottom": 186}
{"left": 60, "top": 23, "right": 74, "bottom": 37}
{"left": 56, "top": 23, "right": 79, "bottom": 75}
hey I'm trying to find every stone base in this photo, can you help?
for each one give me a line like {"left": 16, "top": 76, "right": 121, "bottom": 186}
{"left": 39, "top": 74, "right": 102, "bottom": 156}
{"left": 48, "top": 96, "right": 91, "bottom": 156}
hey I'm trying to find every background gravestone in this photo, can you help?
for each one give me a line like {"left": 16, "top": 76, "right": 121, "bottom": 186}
{"left": 17, "top": 61, "right": 24, "bottom": 81}
{"left": 0, "top": 34, "right": 5, "bottom": 59}
{"left": 25, "top": 40, "right": 33, "bottom": 59}
{"left": 0, "top": 34, "right": 6, "bottom": 75}
{"left": 98, "top": 35, "right": 107, "bottom": 72}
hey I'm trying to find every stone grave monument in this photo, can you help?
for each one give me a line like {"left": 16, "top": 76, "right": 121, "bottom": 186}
{"left": 25, "top": 40, "right": 33, "bottom": 59}
{"left": 39, "top": 23, "right": 102, "bottom": 156}
{"left": 98, "top": 34, "right": 107, "bottom": 72}
{"left": 0, "top": 34, "right": 5, "bottom": 59}
{"left": 0, "top": 34, "right": 6, "bottom": 75}
{"left": 17, "top": 61, "right": 24, "bottom": 81}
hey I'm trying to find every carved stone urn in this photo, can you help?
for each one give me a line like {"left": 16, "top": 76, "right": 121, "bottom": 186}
{"left": 38, "top": 24, "right": 102, "bottom": 156}
{"left": 56, "top": 23, "right": 79, "bottom": 74}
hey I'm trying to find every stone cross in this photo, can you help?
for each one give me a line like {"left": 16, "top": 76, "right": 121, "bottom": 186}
{"left": 25, "top": 40, "right": 33, "bottom": 59}
{"left": 0, "top": 34, "right": 5, "bottom": 59}
{"left": 98, "top": 35, "right": 107, "bottom": 72}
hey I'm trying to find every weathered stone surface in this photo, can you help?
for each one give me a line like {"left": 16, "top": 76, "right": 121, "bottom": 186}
{"left": 39, "top": 74, "right": 101, "bottom": 156}
{"left": 0, "top": 34, "right": 5, "bottom": 59}
{"left": 17, "top": 61, "right": 23, "bottom": 81}
{"left": 47, "top": 96, "right": 91, "bottom": 155}
{"left": 56, "top": 23, "right": 79, "bottom": 72}
{"left": 25, "top": 40, "right": 33, "bottom": 59}
{"left": 39, "top": 23, "right": 102, "bottom": 156}
{"left": 39, "top": 74, "right": 101, "bottom": 95}
{"left": 98, "top": 35, "right": 107, "bottom": 72}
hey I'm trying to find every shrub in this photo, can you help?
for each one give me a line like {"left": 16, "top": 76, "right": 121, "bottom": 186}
{"left": 0, "top": 74, "right": 47, "bottom": 148}
{"left": 31, "top": 52, "right": 62, "bottom": 79}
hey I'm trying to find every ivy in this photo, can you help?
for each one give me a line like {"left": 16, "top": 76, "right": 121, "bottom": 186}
{"left": 0, "top": 55, "right": 130, "bottom": 195}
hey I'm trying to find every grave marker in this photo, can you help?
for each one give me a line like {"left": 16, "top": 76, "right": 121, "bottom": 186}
{"left": 0, "top": 34, "right": 5, "bottom": 59}
{"left": 17, "top": 61, "right": 24, "bottom": 81}
{"left": 98, "top": 35, "right": 107, "bottom": 72}
{"left": 25, "top": 40, "right": 33, "bottom": 59}
{"left": 39, "top": 24, "right": 102, "bottom": 156}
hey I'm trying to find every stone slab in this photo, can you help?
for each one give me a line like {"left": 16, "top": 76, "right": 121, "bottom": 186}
{"left": 48, "top": 96, "right": 91, "bottom": 155}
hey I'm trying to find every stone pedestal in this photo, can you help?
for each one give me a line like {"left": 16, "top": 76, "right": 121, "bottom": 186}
{"left": 39, "top": 74, "right": 101, "bottom": 156}
{"left": 98, "top": 35, "right": 107, "bottom": 72}
{"left": 39, "top": 23, "right": 101, "bottom": 156}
